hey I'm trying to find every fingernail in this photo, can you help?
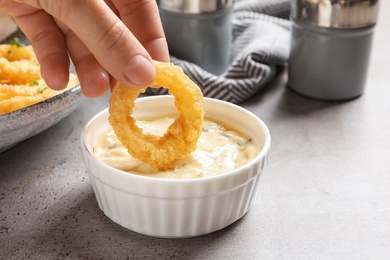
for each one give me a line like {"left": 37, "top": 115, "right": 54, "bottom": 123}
{"left": 124, "top": 55, "right": 155, "bottom": 86}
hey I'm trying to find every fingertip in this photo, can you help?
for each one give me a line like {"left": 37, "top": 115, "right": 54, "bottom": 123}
{"left": 145, "top": 38, "right": 170, "bottom": 63}
{"left": 40, "top": 57, "right": 70, "bottom": 90}
{"left": 123, "top": 55, "right": 155, "bottom": 88}
{"left": 79, "top": 69, "right": 110, "bottom": 98}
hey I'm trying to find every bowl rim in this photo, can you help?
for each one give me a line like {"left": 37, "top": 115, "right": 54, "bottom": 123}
{"left": 81, "top": 96, "right": 271, "bottom": 183}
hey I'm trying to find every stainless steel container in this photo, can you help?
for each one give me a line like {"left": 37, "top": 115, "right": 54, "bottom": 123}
{"left": 288, "top": 0, "right": 380, "bottom": 101}
{"left": 157, "top": 0, "right": 234, "bottom": 75}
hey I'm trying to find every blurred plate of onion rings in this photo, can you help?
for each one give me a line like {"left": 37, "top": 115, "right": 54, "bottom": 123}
{"left": 0, "top": 84, "right": 84, "bottom": 153}
{"left": 0, "top": 34, "right": 84, "bottom": 153}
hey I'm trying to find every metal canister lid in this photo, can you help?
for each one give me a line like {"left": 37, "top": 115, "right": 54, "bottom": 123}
{"left": 157, "top": 0, "right": 233, "bottom": 14}
{"left": 291, "top": 0, "right": 380, "bottom": 29}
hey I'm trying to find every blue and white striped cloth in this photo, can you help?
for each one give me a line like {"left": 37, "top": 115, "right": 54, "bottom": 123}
{"left": 147, "top": 0, "right": 291, "bottom": 104}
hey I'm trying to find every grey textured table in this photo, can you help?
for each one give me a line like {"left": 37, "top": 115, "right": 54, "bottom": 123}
{"left": 1, "top": 3, "right": 390, "bottom": 259}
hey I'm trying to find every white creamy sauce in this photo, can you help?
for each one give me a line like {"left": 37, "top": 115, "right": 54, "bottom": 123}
{"left": 93, "top": 116, "right": 258, "bottom": 179}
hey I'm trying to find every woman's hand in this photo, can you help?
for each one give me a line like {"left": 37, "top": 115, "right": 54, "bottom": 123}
{"left": 0, "top": 0, "right": 169, "bottom": 97}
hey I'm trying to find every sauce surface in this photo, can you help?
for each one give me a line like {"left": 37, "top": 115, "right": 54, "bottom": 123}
{"left": 93, "top": 116, "right": 257, "bottom": 179}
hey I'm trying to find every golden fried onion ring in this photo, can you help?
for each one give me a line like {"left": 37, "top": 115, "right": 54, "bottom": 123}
{"left": 0, "top": 45, "right": 40, "bottom": 85}
{"left": 108, "top": 61, "right": 204, "bottom": 170}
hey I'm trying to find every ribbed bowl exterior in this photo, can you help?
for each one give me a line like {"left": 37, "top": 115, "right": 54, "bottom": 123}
{"left": 81, "top": 97, "right": 271, "bottom": 238}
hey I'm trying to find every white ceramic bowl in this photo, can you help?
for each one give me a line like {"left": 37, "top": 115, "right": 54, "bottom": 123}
{"left": 0, "top": 85, "right": 84, "bottom": 152}
{"left": 80, "top": 96, "right": 271, "bottom": 238}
